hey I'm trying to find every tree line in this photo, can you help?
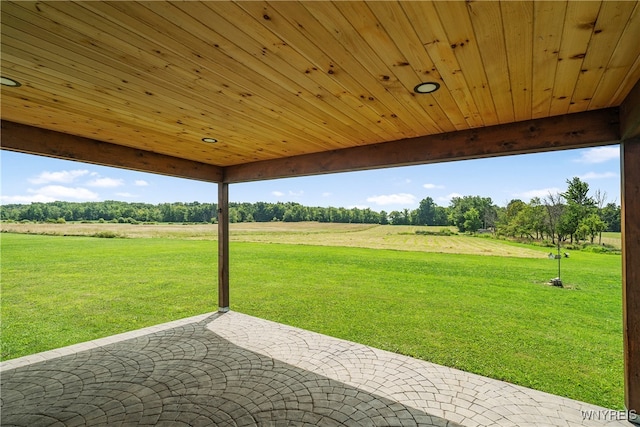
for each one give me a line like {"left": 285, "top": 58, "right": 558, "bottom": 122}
{"left": 0, "top": 200, "right": 390, "bottom": 225}
{"left": 1, "top": 177, "right": 621, "bottom": 243}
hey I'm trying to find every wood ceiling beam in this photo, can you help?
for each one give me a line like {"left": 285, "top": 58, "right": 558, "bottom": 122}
{"left": 0, "top": 121, "right": 224, "bottom": 183}
{"left": 621, "top": 78, "right": 640, "bottom": 141}
{"left": 224, "top": 108, "right": 620, "bottom": 183}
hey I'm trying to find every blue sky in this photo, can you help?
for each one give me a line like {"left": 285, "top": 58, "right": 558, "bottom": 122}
{"left": 1, "top": 146, "right": 621, "bottom": 211}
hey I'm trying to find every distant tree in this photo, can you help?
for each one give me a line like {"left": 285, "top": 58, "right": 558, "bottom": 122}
{"left": 601, "top": 203, "right": 621, "bottom": 232}
{"left": 579, "top": 213, "right": 607, "bottom": 244}
{"left": 434, "top": 206, "right": 449, "bottom": 226}
{"left": 448, "top": 196, "right": 495, "bottom": 232}
{"left": 499, "top": 199, "right": 527, "bottom": 237}
{"left": 463, "top": 207, "right": 482, "bottom": 233}
{"left": 561, "top": 177, "right": 596, "bottom": 243}
{"left": 379, "top": 210, "right": 389, "bottom": 225}
{"left": 528, "top": 197, "right": 548, "bottom": 240}
{"left": 386, "top": 209, "right": 410, "bottom": 225}
{"left": 414, "top": 197, "right": 438, "bottom": 225}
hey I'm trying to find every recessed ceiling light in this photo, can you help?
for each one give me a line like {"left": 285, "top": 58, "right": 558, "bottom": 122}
{"left": 202, "top": 137, "right": 218, "bottom": 143}
{"left": 413, "top": 82, "right": 440, "bottom": 94}
{"left": 1, "top": 76, "right": 21, "bottom": 87}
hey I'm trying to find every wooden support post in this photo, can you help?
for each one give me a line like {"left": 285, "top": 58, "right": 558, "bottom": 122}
{"left": 218, "top": 183, "right": 230, "bottom": 312}
{"left": 622, "top": 138, "right": 640, "bottom": 423}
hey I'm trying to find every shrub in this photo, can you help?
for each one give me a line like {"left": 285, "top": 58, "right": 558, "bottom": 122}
{"left": 582, "top": 244, "right": 620, "bottom": 255}
{"left": 414, "top": 228, "right": 457, "bottom": 236}
{"left": 92, "top": 231, "right": 121, "bottom": 239}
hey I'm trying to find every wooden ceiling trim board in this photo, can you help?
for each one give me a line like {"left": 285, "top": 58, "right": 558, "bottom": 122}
{"left": 621, "top": 78, "right": 640, "bottom": 141}
{"left": 501, "top": 1, "right": 534, "bottom": 122}
{"left": 224, "top": 108, "right": 621, "bottom": 184}
{"left": 189, "top": 1, "right": 410, "bottom": 142}
{"left": 531, "top": 1, "right": 567, "bottom": 120}
{"left": 299, "top": 1, "right": 448, "bottom": 135}
{"left": 158, "top": 1, "right": 400, "bottom": 143}
{"left": 398, "top": 1, "right": 484, "bottom": 129}
{"left": 80, "top": 1, "right": 363, "bottom": 150}
{"left": 613, "top": 57, "right": 640, "bottom": 111}
{"left": 360, "top": 1, "right": 474, "bottom": 130}
{"left": 432, "top": 1, "right": 500, "bottom": 127}
{"left": 568, "top": 1, "right": 637, "bottom": 114}
{"left": 1, "top": 121, "right": 224, "bottom": 183}
{"left": 463, "top": 1, "right": 515, "bottom": 124}
{"left": 243, "top": 1, "right": 440, "bottom": 136}
{"left": 549, "top": 1, "right": 602, "bottom": 116}
{"left": 591, "top": 3, "right": 640, "bottom": 109}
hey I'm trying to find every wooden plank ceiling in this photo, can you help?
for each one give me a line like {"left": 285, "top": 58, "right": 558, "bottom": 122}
{"left": 1, "top": 1, "right": 639, "bottom": 182}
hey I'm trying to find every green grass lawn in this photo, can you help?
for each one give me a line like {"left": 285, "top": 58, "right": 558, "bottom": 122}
{"left": 0, "top": 232, "right": 623, "bottom": 409}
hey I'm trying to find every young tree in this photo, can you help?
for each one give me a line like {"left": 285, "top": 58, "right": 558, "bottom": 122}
{"left": 543, "top": 192, "right": 565, "bottom": 245}
{"left": 593, "top": 189, "right": 608, "bottom": 244}
{"left": 560, "top": 177, "right": 595, "bottom": 243}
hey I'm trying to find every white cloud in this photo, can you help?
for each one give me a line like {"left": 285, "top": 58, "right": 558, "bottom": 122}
{"left": 513, "top": 187, "right": 562, "bottom": 200}
{"left": 366, "top": 193, "right": 417, "bottom": 206}
{"left": 423, "top": 183, "right": 445, "bottom": 189}
{"left": 86, "top": 177, "right": 124, "bottom": 188}
{"left": 134, "top": 180, "right": 149, "bottom": 187}
{"left": 115, "top": 192, "right": 137, "bottom": 198}
{"left": 578, "top": 171, "right": 617, "bottom": 180}
{"left": 574, "top": 146, "right": 619, "bottom": 164}
{"left": 322, "top": 192, "right": 332, "bottom": 197}
{"left": 1, "top": 194, "right": 57, "bottom": 203}
{"left": 437, "top": 192, "right": 463, "bottom": 203}
{"left": 27, "top": 185, "right": 99, "bottom": 201}
{"left": 271, "top": 190, "right": 304, "bottom": 197}
{"left": 29, "top": 169, "right": 89, "bottom": 184}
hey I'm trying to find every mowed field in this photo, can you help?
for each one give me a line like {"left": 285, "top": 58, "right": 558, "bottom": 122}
{"left": 0, "top": 222, "right": 624, "bottom": 409}
{"left": 3, "top": 221, "right": 612, "bottom": 257}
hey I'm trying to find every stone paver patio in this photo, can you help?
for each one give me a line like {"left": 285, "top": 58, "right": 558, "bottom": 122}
{"left": 0, "top": 311, "right": 631, "bottom": 426}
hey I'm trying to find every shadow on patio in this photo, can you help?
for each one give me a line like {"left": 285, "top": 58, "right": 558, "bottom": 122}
{"left": 0, "top": 312, "right": 628, "bottom": 426}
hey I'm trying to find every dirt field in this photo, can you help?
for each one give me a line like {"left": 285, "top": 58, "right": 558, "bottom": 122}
{"left": 0, "top": 221, "right": 577, "bottom": 258}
